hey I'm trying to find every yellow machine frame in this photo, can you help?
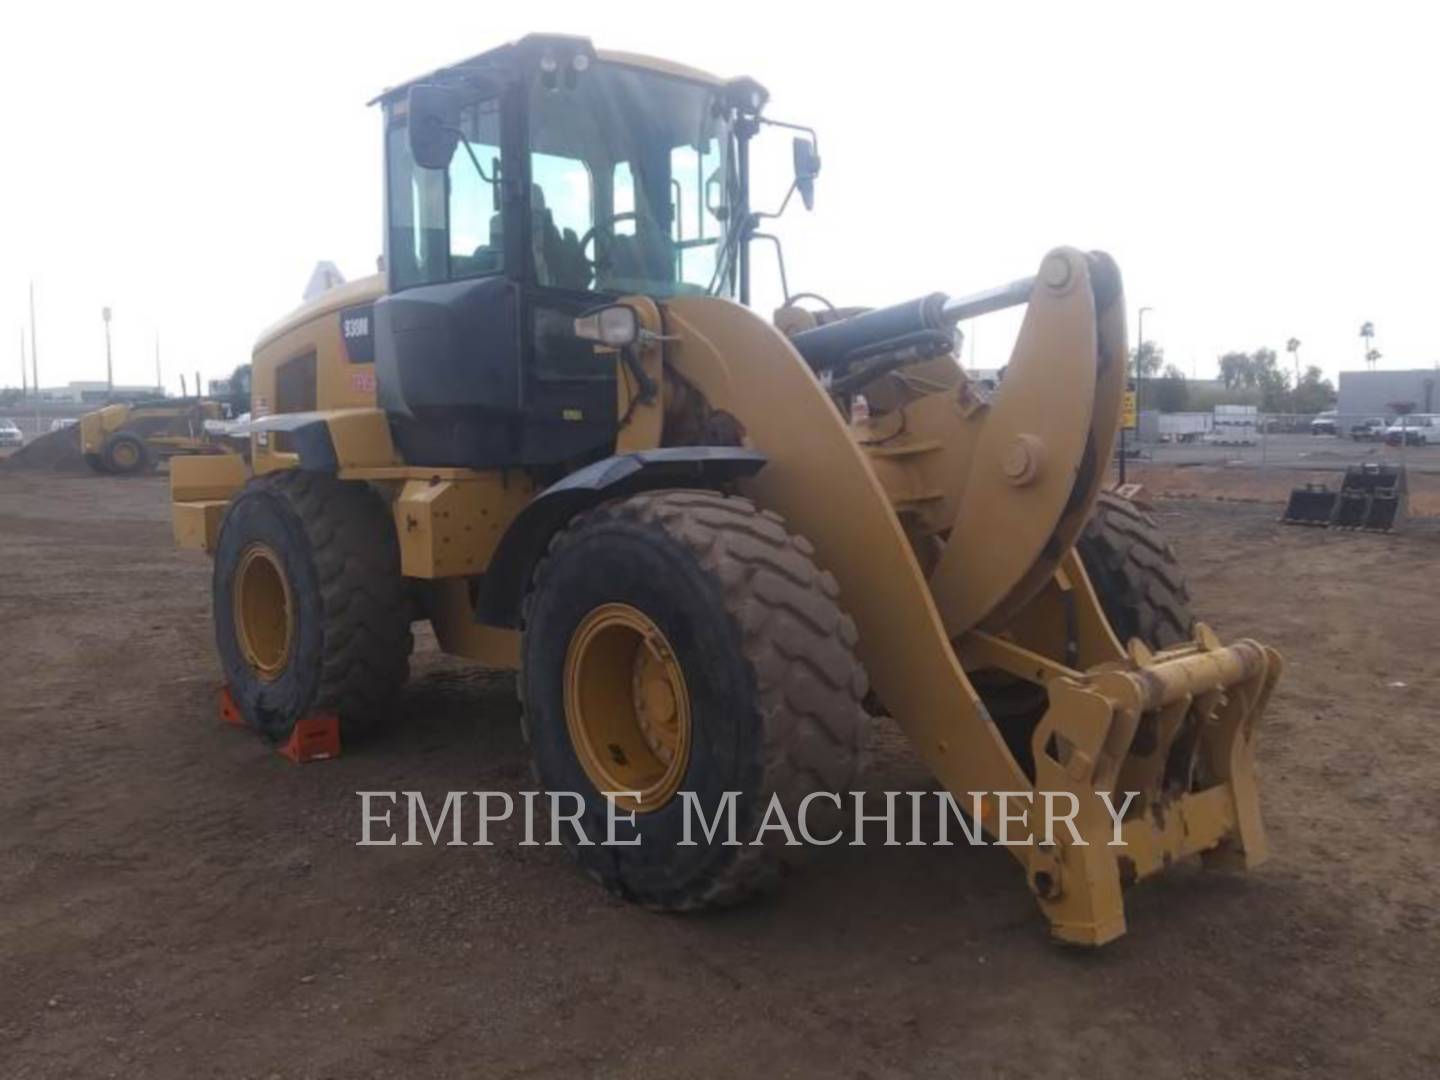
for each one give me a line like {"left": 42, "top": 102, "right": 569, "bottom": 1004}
{"left": 173, "top": 243, "right": 1280, "bottom": 945}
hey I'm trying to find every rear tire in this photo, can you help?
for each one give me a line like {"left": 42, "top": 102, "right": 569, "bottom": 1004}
{"left": 520, "top": 490, "right": 867, "bottom": 910}
{"left": 101, "top": 431, "right": 149, "bottom": 475}
{"left": 1075, "top": 491, "right": 1196, "bottom": 649}
{"left": 212, "top": 470, "right": 413, "bottom": 740}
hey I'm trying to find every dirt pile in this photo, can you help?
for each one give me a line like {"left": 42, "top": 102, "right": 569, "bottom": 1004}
{"left": 0, "top": 423, "right": 87, "bottom": 473}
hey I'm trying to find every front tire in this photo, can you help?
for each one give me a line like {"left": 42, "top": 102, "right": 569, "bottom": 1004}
{"left": 978, "top": 492, "right": 1198, "bottom": 778}
{"left": 213, "top": 470, "right": 413, "bottom": 740}
{"left": 520, "top": 490, "right": 867, "bottom": 910}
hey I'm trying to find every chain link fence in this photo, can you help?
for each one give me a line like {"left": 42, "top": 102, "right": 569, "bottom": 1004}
{"left": 0, "top": 403, "right": 87, "bottom": 444}
{"left": 1114, "top": 411, "right": 1440, "bottom": 514}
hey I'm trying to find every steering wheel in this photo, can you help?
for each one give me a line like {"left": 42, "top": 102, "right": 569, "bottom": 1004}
{"left": 578, "top": 211, "right": 638, "bottom": 272}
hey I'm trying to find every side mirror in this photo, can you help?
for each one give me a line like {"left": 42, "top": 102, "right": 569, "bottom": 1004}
{"left": 792, "top": 136, "right": 821, "bottom": 211}
{"left": 407, "top": 84, "right": 464, "bottom": 170}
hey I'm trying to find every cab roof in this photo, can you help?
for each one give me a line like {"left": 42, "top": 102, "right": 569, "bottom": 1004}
{"left": 372, "top": 33, "right": 742, "bottom": 107}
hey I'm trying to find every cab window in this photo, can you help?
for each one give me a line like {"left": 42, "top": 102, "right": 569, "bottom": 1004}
{"left": 385, "top": 97, "right": 503, "bottom": 288}
{"left": 528, "top": 152, "right": 594, "bottom": 289}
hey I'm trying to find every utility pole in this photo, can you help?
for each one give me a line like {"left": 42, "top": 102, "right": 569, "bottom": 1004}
{"left": 1121, "top": 306, "right": 1154, "bottom": 485}
{"left": 1138, "top": 306, "right": 1153, "bottom": 394}
{"left": 154, "top": 334, "right": 162, "bottom": 395}
{"left": 102, "top": 306, "right": 114, "bottom": 396}
{"left": 28, "top": 281, "right": 39, "bottom": 398}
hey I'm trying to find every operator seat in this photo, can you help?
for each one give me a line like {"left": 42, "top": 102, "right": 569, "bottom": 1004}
{"left": 606, "top": 213, "right": 675, "bottom": 292}
{"left": 482, "top": 185, "right": 588, "bottom": 289}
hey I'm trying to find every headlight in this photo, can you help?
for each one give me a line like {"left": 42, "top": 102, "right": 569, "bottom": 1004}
{"left": 573, "top": 305, "right": 639, "bottom": 349}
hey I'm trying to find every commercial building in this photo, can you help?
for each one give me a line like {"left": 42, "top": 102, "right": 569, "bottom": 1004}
{"left": 1336, "top": 369, "right": 1440, "bottom": 417}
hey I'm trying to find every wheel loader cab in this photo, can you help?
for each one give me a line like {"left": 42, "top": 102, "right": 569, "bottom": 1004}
{"left": 374, "top": 35, "right": 750, "bottom": 470}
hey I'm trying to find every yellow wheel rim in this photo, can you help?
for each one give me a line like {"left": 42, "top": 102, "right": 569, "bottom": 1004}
{"left": 113, "top": 441, "right": 139, "bottom": 469}
{"left": 233, "top": 543, "right": 294, "bottom": 681}
{"left": 563, "top": 603, "right": 692, "bottom": 814}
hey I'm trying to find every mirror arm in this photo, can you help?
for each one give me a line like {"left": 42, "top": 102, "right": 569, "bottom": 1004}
{"left": 749, "top": 232, "right": 791, "bottom": 305}
{"left": 752, "top": 180, "right": 798, "bottom": 224}
{"left": 457, "top": 137, "right": 494, "bottom": 183}
{"left": 757, "top": 115, "right": 820, "bottom": 157}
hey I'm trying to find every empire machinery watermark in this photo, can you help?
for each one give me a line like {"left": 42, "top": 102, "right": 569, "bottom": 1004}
{"left": 356, "top": 790, "right": 1142, "bottom": 848}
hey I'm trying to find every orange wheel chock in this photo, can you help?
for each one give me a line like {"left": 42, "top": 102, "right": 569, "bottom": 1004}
{"left": 217, "top": 685, "right": 245, "bottom": 728}
{"left": 279, "top": 712, "right": 341, "bottom": 763}
{"left": 216, "top": 684, "right": 342, "bottom": 763}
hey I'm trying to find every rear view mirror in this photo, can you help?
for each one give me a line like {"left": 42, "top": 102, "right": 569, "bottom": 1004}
{"left": 407, "top": 84, "right": 464, "bottom": 170}
{"left": 792, "top": 136, "right": 820, "bottom": 211}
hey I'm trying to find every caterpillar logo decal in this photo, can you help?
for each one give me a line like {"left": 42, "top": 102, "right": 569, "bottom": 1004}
{"left": 340, "top": 304, "right": 375, "bottom": 364}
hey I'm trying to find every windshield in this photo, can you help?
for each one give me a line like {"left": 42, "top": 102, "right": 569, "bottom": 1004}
{"left": 527, "top": 61, "right": 739, "bottom": 298}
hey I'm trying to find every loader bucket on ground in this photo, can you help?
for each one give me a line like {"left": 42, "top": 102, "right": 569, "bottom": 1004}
{"left": 1335, "top": 463, "right": 1407, "bottom": 532}
{"left": 1282, "top": 465, "right": 1406, "bottom": 531}
{"left": 1281, "top": 483, "right": 1339, "bottom": 525}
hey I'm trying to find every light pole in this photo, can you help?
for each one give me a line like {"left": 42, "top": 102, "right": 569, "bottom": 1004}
{"left": 1120, "top": 306, "right": 1153, "bottom": 486}
{"left": 1286, "top": 338, "right": 1301, "bottom": 412}
{"left": 1137, "top": 304, "right": 1154, "bottom": 431}
{"left": 102, "top": 306, "right": 113, "bottom": 396}
{"left": 1360, "top": 322, "right": 1375, "bottom": 370}
{"left": 1138, "top": 306, "right": 1154, "bottom": 379}
{"left": 29, "top": 281, "right": 39, "bottom": 398}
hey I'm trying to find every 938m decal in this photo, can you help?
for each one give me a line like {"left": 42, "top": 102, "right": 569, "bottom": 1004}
{"left": 339, "top": 304, "right": 375, "bottom": 364}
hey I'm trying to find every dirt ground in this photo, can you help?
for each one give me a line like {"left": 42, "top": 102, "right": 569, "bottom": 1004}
{"left": 2, "top": 471, "right": 1438, "bottom": 1079}
{"left": 1130, "top": 462, "right": 1440, "bottom": 515}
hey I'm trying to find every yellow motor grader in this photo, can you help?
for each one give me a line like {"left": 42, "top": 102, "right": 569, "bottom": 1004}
{"left": 171, "top": 34, "right": 1280, "bottom": 945}
{"left": 80, "top": 399, "right": 226, "bottom": 474}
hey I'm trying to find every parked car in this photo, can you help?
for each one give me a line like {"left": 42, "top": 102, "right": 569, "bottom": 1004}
{"left": 1261, "top": 416, "right": 1303, "bottom": 434}
{"left": 1349, "top": 417, "right": 1389, "bottom": 441}
{"left": 202, "top": 411, "right": 250, "bottom": 437}
{"left": 48, "top": 417, "right": 78, "bottom": 432}
{"left": 1385, "top": 416, "right": 1438, "bottom": 446}
{"left": 0, "top": 418, "right": 24, "bottom": 448}
{"left": 1310, "top": 411, "right": 1339, "bottom": 435}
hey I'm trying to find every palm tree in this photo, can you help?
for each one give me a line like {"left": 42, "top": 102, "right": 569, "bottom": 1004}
{"left": 1285, "top": 338, "right": 1302, "bottom": 413}
{"left": 1360, "top": 322, "right": 1375, "bottom": 369}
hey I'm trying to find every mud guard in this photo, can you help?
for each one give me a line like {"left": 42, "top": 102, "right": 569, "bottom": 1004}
{"left": 473, "top": 447, "right": 767, "bottom": 627}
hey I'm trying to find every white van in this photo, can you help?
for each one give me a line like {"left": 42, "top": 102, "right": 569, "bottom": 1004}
{"left": 1384, "top": 415, "right": 1438, "bottom": 446}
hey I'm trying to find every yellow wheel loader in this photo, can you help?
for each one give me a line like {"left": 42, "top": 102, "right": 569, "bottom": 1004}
{"left": 171, "top": 34, "right": 1281, "bottom": 945}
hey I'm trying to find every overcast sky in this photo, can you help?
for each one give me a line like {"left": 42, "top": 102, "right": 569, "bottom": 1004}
{"left": 2, "top": 1, "right": 1436, "bottom": 395}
